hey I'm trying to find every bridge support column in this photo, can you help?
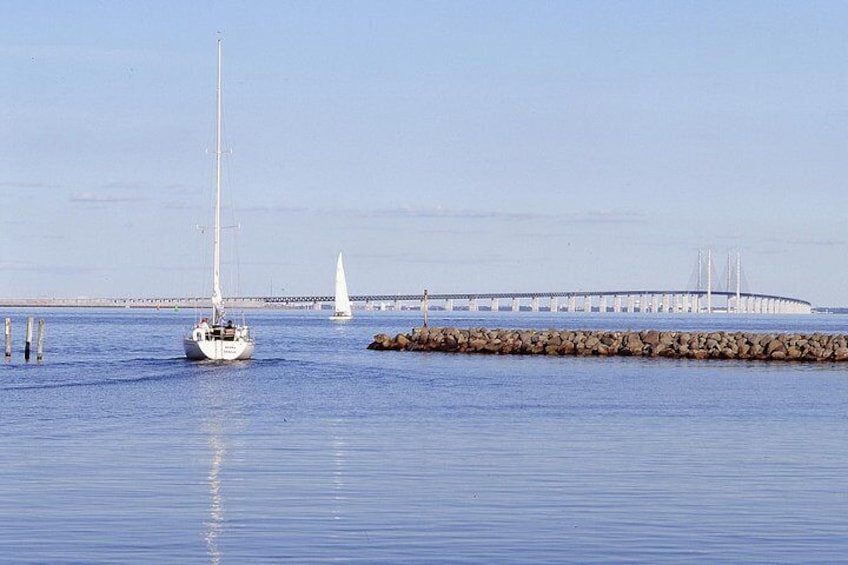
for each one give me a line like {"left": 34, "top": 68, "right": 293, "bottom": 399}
{"left": 613, "top": 296, "right": 622, "bottom": 313}
{"left": 445, "top": 299, "right": 453, "bottom": 312}
{"left": 490, "top": 298, "right": 499, "bottom": 312}
{"left": 550, "top": 297, "right": 558, "bottom": 312}
{"left": 313, "top": 301, "right": 321, "bottom": 311}
{"left": 512, "top": 297, "right": 520, "bottom": 312}
{"left": 531, "top": 297, "right": 539, "bottom": 312}
{"left": 681, "top": 294, "right": 690, "bottom": 313}
{"left": 599, "top": 296, "right": 608, "bottom": 313}
{"left": 469, "top": 298, "right": 478, "bottom": 312}
{"left": 583, "top": 296, "right": 592, "bottom": 313}
{"left": 568, "top": 296, "right": 576, "bottom": 313}
{"left": 627, "top": 295, "right": 635, "bottom": 312}
{"left": 393, "top": 299, "right": 401, "bottom": 311}
{"left": 365, "top": 300, "right": 374, "bottom": 311}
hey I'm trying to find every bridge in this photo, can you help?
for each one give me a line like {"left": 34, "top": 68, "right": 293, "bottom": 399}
{"left": 259, "top": 289, "right": 812, "bottom": 314}
{"left": 2, "top": 289, "right": 811, "bottom": 314}
{"left": 196, "top": 250, "right": 805, "bottom": 313}
{"left": 0, "top": 251, "right": 815, "bottom": 314}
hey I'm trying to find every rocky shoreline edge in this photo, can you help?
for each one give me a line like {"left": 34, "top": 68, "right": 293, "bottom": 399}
{"left": 368, "top": 327, "right": 848, "bottom": 362}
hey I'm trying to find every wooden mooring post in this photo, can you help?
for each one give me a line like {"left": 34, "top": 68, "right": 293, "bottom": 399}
{"left": 422, "top": 288, "right": 429, "bottom": 328}
{"left": 25, "top": 316, "right": 34, "bottom": 362}
{"left": 36, "top": 319, "right": 45, "bottom": 361}
{"left": 4, "top": 318, "right": 10, "bottom": 359}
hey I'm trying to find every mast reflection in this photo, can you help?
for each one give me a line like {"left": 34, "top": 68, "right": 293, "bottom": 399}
{"left": 204, "top": 421, "right": 225, "bottom": 565}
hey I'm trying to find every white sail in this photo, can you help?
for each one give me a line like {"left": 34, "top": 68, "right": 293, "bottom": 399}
{"left": 331, "top": 252, "right": 353, "bottom": 320}
{"left": 184, "top": 39, "right": 255, "bottom": 361}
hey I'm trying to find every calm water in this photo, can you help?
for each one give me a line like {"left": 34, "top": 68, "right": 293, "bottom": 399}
{"left": 1, "top": 309, "right": 846, "bottom": 564}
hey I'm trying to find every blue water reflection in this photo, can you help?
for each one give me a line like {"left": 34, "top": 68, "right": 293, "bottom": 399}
{"left": 1, "top": 309, "right": 846, "bottom": 563}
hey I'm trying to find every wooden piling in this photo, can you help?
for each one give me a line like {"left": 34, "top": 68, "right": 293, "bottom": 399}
{"left": 4, "top": 318, "right": 10, "bottom": 359}
{"left": 36, "top": 319, "right": 45, "bottom": 361}
{"left": 25, "top": 316, "right": 33, "bottom": 362}
{"left": 422, "top": 288, "right": 429, "bottom": 328}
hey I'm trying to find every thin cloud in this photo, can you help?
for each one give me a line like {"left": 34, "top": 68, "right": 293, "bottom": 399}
{"left": 70, "top": 192, "right": 143, "bottom": 204}
{"left": 0, "top": 261, "right": 36, "bottom": 271}
{"left": 782, "top": 237, "right": 844, "bottom": 247}
{"left": 0, "top": 181, "right": 62, "bottom": 190}
{"left": 756, "top": 236, "right": 844, "bottom": 249}
{"left": 0, "top": 261, "right": 94, "bottom": 275}
{"left": 239, "top": 204, "right": 310, "bottom": 214}
{"left": 98, "top": 181, "right": 143, "bottom": 191}
{"left": 358, "top": 251, "right": 515, "bottom": 266}
{"left": 565, "top": 210, "right": 650, "bottom": 224}
{"left": 362, "top": 206, "right": 550, "bottom": 221}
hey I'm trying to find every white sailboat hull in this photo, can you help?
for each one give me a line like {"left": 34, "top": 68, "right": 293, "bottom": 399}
{"left": 184, "top": 334, "right": 254, "bottom": 361}
{"left": 329, "top": 312, "right": 353, "bottom": 321}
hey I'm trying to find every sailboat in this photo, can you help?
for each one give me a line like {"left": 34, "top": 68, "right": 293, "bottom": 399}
{"left": 184, "top": 39, "right": 255, "bottom": 361}
{"left": 330, "top": 252, "right": 353, "bottom": 321}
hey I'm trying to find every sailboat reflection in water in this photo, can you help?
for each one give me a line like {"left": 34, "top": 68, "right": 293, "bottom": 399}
{"left": 204, "top": 421, "right": 224, "bottom": 565}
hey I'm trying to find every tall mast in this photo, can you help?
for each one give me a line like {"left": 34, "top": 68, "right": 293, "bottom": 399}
{"left": 211, "top": 38, "right": 223, "bottom": 323}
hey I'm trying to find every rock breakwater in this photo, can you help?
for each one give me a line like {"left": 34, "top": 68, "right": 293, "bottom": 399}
{"left": 368, "top": 327, "right": 848, "bottom": 362}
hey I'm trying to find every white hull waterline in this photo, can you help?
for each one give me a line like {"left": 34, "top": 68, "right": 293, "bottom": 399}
{"left": 184, "top": 39, "right": 255, "bottom": 361}
{"left": 184, "top": 331, "right": 255, "bottom": 361}
{"left": 330, "top": 312, "right": 353, "bottom": 321}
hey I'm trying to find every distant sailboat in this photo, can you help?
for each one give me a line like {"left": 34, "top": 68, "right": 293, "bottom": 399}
{"left": 184, "top": 39, "right": 255, "bottom": 361}
{"left": 330, "top": 252, "right": 353, "bottom": 320}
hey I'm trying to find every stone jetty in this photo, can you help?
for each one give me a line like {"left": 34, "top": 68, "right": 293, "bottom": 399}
{"left": 368, "top": 327, "right": 848, "bottom": 362}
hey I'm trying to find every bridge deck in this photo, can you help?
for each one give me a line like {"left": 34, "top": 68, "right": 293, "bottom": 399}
{"left": 0, "top": 289, "right": 812, "bottom": 311}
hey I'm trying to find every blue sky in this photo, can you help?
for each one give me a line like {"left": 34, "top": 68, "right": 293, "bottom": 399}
{"left": 2, "top": 1, "right": 848, "bottom": 305}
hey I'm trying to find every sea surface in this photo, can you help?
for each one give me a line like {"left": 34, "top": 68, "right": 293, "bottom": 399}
{"left": 1, "top": 309, "right": 846, "bottom": 564}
